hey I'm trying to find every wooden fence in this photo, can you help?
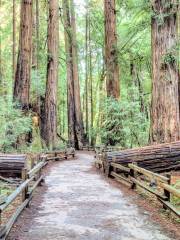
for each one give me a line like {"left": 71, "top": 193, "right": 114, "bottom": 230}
{"left": 95, "top": 155, "right": 180, "bottom": 218}
{"left": 0, "top": 148, "right": 75, "bottom": 240}
{"left": 0, "top": 158, "right": 47, "bottom": 240}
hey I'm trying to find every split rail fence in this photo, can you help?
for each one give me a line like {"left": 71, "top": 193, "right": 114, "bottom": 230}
{"left": 95, "top": 143, "right": 180, "bottom": 218}
{"left": 0, "top": 148, "right": 75, "bottom": 240}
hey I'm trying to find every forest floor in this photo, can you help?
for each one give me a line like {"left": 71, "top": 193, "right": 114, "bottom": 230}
{"left": 7, "top": 152, "right": 179, "bottom": 240}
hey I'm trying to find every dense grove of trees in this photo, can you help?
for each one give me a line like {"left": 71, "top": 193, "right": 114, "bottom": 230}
{"left": 0, "top": 0, "right": 179, "bottom": 151}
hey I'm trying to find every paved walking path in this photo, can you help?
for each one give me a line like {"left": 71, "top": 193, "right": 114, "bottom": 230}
{"left": 8, "top": 152, "right": 173, "bottom": 240}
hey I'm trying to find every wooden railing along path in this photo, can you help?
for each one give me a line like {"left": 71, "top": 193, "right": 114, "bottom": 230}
{"left": 0, "top": 148, "right": 75, "bottom": 240}
{"left": 95, "top": 142, "right": 180, "bottom": 218}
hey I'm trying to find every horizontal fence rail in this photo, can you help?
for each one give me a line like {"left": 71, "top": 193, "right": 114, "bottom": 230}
{"left": 95, "top": 149, "right": 180, "bottom": 218}
{"left": 0, "top": 160, "right": 46, "bottom": 240}
{"left": 0, "top": 148, "right": 76, "bottom": 240}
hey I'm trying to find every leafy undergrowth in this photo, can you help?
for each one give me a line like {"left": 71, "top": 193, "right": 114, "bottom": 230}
{"left": 0, "top": 182, "right": 14, "bottom": 196}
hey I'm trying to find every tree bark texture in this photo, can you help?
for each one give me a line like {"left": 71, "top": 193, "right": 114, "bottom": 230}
{"left": 63, "top": 0, "right": 76, "bottom": 147}
{"left": 106, "top": 140, "right": 180, "bottom": 173}
{"left": 43, "top": 0, "right": 59, "bottom": 148}
{"left": 14, "top": 0, "right": 33, "bottom": 110}
{"left": 104, "top": 0, "right": 120, "bottom": 99}
{"left": 70, "top": 0, "right": 85, "bottom": 149}
{"left": 63, "top": 0, "right": 85, "bottom": 149}
{"left": 150, "top": 0, "right": 180, "bottom": 143}
{"left": 36, "top": 0, "right": 39, "bottom": 70}
{"left": 85, "top": 9, "right": 89, "bottom": 140}
{"left": 32, "top": 14, "right": 37, "bottom": 69}
{"left": 32, "top": 0, "right": 39, "bottom": 70}
{"left": 12, "top": 0, "right": 16, "bottom": 81}
{"left": 89, "top": 12, "right": 94, "bottom": 146}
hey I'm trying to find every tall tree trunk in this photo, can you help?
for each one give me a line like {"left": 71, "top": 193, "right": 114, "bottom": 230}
{"left": 32, "top": 0, "right": 39, "bottom": 70}
{"left": 70, "top": 0, "right": 85, "bottom": 149}
{"left": 32, "top": 15, "right": 37, "bottom": 69}
{"left": 14, "top": 0, "right": 33, "bottom": 110}
{"left": 63, "top": 0, "right": 85, "bottom": 149}
{"left": 36, "top": 0, "right": 39, "bottom": 70}
{"left": 35, "top": 0, "right": 40, "bottom": 114}
{"left": 32, "top": 0, "right": 40, "bottom": 115}
{"left": 150, "top": 0, "right": 180, "bottom": 143}
{"left": 43, "top": 0, "right": 59, "bottom": 148}
{"left": 12, "top": 0, "right": 16, "bottom": 82}
{"left": 85, "top": 8, "right": 89, "bottom": 141}
{"left": 89, "top": 13, "right": 94, "bottom": 146}
{"left": 104, "top": 0, "right": 120, "bottom": 99}
{"left": 63, "top": 0, "right": 76, "bottom": 147}
{"left": 98, "top": 51, "right": 105, "bottom": 143}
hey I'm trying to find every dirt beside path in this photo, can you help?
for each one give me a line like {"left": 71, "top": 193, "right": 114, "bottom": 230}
{"left": 8, "top": 152, "right": 178, "bottom": 240}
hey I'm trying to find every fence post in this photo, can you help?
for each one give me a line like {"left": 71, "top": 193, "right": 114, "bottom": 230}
{"left": 21, "top": 168, "right": 28, "bottom": 202}
{"left": 112, "top": 156, "right": 117, "bottom": 173}
{"left": 38, "top": 163, "right": 45, "bottom": 186}
{"left": 163, "top": 174, "right": 171, "bottom": 209}
{"left": 38, "top": 168, "right": 42, "bottom": 186}
{"left": 129, "top": 163, "right": 137, "bottom": 189}
{"left": 103, "top": 152, "right": 108, "bottom": 174}
{"left": 130, "top": 168, "right": 135, "bottom": 189}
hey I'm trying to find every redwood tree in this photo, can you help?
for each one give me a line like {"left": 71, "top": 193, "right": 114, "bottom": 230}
{"left": 85, "top": 8, "right": 89, "bottom": 140}
{"left": 14, "top": 0, "right": 33, "bottom": 110}
{"left": 63, "top": 0, "right": 75, "bottom": 147}
{"left": 150, "top": 0, "right": 180, "bottom": 143}
{"left": 32, "top": 0, "right": 39, "bottom": 71}
{"left": 104, "top": 0, "right": 120, "bottom": 99}
{"left": 43, "top": 0, "right": 59, "bottom": 148}
{"left": 70, "top": 0, "right": 85, "bottom": 149}
{"left": 63, "top": 0, "right": 85, "bottom": 149}
{"left": 12, "top": 0, "right": 16, "bottom": 81}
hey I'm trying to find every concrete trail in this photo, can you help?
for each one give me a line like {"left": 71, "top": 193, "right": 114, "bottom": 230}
{"left": 8, "top": 152, "right": 173, "bottom": 240}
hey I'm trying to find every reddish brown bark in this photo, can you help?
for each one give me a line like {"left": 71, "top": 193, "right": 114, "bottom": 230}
{"left": 63, "top": 0, "right": 85, "bottom": 149}
{"left": 14, "top": 0, "right": 33, "bottom": 110}
{"left": 85, "top": 9, "right": 89, "bottom": 139}
{"left": 32, "top": 14, "right": 37, "bottom": 69}
{"left": 104, "top": 0, "right": 120, "bottom": 99}
{"left": 150, "top": 0, "right": 180, "bottom": 143}
{"left": 63, "top": 0, "right": 75, "bottom": 146}
{"left": 32, "top": 0, "right": 39, "bottom": 71}
{"left": 70, "top": 0, "right": 85, "bottom": 149}
{"left": 12, "top": 0, "right": 16, "bottom": 81}
{"left": 43, "top": 0, "right": 59, "bottom": 148}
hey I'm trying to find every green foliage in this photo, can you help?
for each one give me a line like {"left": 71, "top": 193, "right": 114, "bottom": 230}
{"left": 162, "top": 43, "right": 179, "bottom": 66}
{"left": 1, "top": 0, "right": 178, "bottom": 151}
{"left": 0, "top": 97, "right": 32, "bottom": 152}
{"left": 25, "top": 128, "right": 44, "bottom": 153}
{"left": 99, "top": 89, "right": 149, "bottom": 148}
{"left": 31, "top": 70, "right": 46, "bottom": 98}
{"left": 163, "top": 52, "right": 176, "bottom": 65}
